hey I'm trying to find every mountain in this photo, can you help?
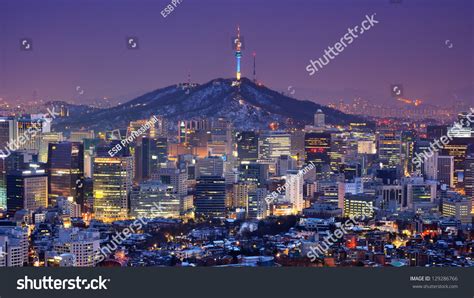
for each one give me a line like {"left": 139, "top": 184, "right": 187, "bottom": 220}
{"left": 53, "top": 78, "right": 365, "bottom": 132}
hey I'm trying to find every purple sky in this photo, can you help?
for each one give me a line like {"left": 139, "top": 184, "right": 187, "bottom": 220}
{"left": 0, "top": 0, "right": 473, "bottom": 106}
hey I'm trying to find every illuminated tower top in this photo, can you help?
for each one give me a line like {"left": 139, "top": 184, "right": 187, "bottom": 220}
{"left": 234, "top": 26, "right": 242, "bottom": 81}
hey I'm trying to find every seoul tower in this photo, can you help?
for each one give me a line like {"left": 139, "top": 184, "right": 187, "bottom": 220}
{"left": 234, "top": 26, "right": 242, "bottom": 81}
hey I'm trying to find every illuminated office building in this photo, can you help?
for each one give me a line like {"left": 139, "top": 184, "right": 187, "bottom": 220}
{"left": 93, "top": 153, "right": 132, "bottom": 222}
{"left": 238, "top": 162, "right": 268, "bottom": 187}
{"left": 6, "top": 166, "right": 48, "bottom": 216}
{"left": 47, "top": 142, "right": 84, "bottom": 206}
{"left": 232, "top": 182, "right": 256, "bottom": 208}
{"left": 39, "top": 132, "right": 63, "bottom": 163}
{"left": 440, "top": 139, "right": 470, "bottom": 188}
{"left": 16, "top": 117, "right": 44, "bottom": 151}
{"left": 247, "top": 188, "right": 267, "bottom": 219}
{"left": 304, "top": 132, "right": 331, "bottom": 168}
{"left": 130, "top": 181, "right": 179, "bottom": 219}
{"left": 343, "top": 194, "right": 374, "bottom": 218}
{"left": 196, "top": 156, "right": 224, "bottom": 178}
{"left": 442, "top": 197, "right": 472, "bottom": 224}
{"left": 377, "top": 129, "right": 401, "bottom": 169}
{"left": 465, "top": 155, "right": 474, "bottom": 208}
{"left": 258, "top": 131, "right": 291, "bottom": 161}
{"left": 285, "top": 170, "right": 304, "bottom": 212}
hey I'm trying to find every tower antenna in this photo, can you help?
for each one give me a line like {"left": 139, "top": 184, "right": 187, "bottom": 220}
{"left": 253, "top": 51, "right": 256, "bottom": 83}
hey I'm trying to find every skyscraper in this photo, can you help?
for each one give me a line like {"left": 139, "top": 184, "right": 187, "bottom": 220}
{"left": 377, "top": 129, "right": 401, "bottom": 169}
{"left": 305, "top": 132, "right": 331, "bottom": 168}
{"left": 47, "top": 142, "right": 84, "bottom": 206}
{"left": 6, "top": 166, "right": 48, "bottom": 216}
{"left": 285, "top": 170, "right": 304, "bottom": 212}
{"left": 314, "top": 109, "right": 325, "bottom": 128}
{"left": 195, "top": 176, "right": 226, "bottom": 217}
{"left": 464, "top": 155, "right": 474, "bottom": 209}
{"left": 258, "top": 131, "right": 291, "bottom": 161}
{"left": 196, "top": 156, "right": 224, "bottom": 178}
{"left": 130, "top": 181, "right": 179, "bottom": 219}
{"left": 93, "top": 151, "right": 133, "bottom": 222}
{"left": 39, "top": 132, "right": 63, "bottom": 163}
{"left": 0, "top": 117, "right": 16, "bottom": 156}
{"left": 236, "top": 131, "right": 258, "bottom": 162}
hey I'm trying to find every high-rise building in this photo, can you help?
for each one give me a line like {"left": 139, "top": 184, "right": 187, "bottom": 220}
{"left": 276, "top": 155, "right": 296, "bottom": 176}
{"left": 0, "top": 117, "right": 16, "bottom": 155}
{"left": 258, "top": 131, "right": 291, "bottom": 161}
{"left": 47, "top": 142, "right": 84, "bottom": 206}
{"left": 401, "top": 131, "right": 416, "bottom": 174}
{"left": 377, "top": 129, "right": 401, "bottom": 169}
{"left": 247, "top": 188, "right": 267, "bottom": 219}
{"left": 16, "top": 117, "right": 44, "bottom": 151}
{"left": 464, "top": 155, "right": 474, "bottom": 208}
{"left": 208, "top": 118, "right": 233, "bottom": 157}
{"left": 195, "top": 176, "right": 226, "bottom": 217}
{"left": 196, "top": 156, "right": 224, "bottom": 178}
{"left": 343, "top": 194, "right": 374, "bottom": 218}
{"left": 290, "top": 130, "right": 306, "bottom": 164}
{"left": 441, "top": 139, "right": 471, "bottom": 188}
{"left": 93, "top": 154, "right": 133, "bottom": 222}
{"left": 135, "top": 137, "right": 168, "bottom": 183}
{"left": 232, "top": 182, "right": 256, "bottom": 208}
{"left": 236, "top": 131, "right": 258, "bottom": 162}
{"left": 437, "top": 155, "right": 455, "bottom": 188}
{"left": 402, "top": 177, "right": 437, "bottom": 212}
{"left": 39, "top": 132, "right": 63, "bottom": 163}
{"left": 442, "top": 197, "right": 472, "bottom": 224}
{"left": 239, "top": 162, "right": 268, "bottom": 187}
{"left": 130, "top": 181, "right": 179, "bottom": 218}
{"left": 152, "top": 168, "right": 187, "bottom": 197}
{"left": 304, "top": 132, "right": 331, "bottom": 168}
{"left": 285, "top": 170, "right": 304, "bottom": 212}
{"left": 314, "top": 109, "right": 325, "bottom": 128}
{"left": 0, "top": 226, "right": 28, "bottom": 267}
{"left": 53, "top": 228, "right": 101, "bottom": 267}
{"left": 6, "top": 166, "right": 48, "bottom": 216}
{"left": 426, "top": 125, "right": 447, "bottom": 140}
{"left": 379, "top": 184, "right": 404, "bottom": 212}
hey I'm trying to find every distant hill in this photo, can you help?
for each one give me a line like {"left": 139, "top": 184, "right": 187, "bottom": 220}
{"left": 53, "top": 77, "right": 365, "bottom": 132}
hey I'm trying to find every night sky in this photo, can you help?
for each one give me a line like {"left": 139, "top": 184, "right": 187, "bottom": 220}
{"left": 0, "top": 0, "right": 472, "bottom": 106}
